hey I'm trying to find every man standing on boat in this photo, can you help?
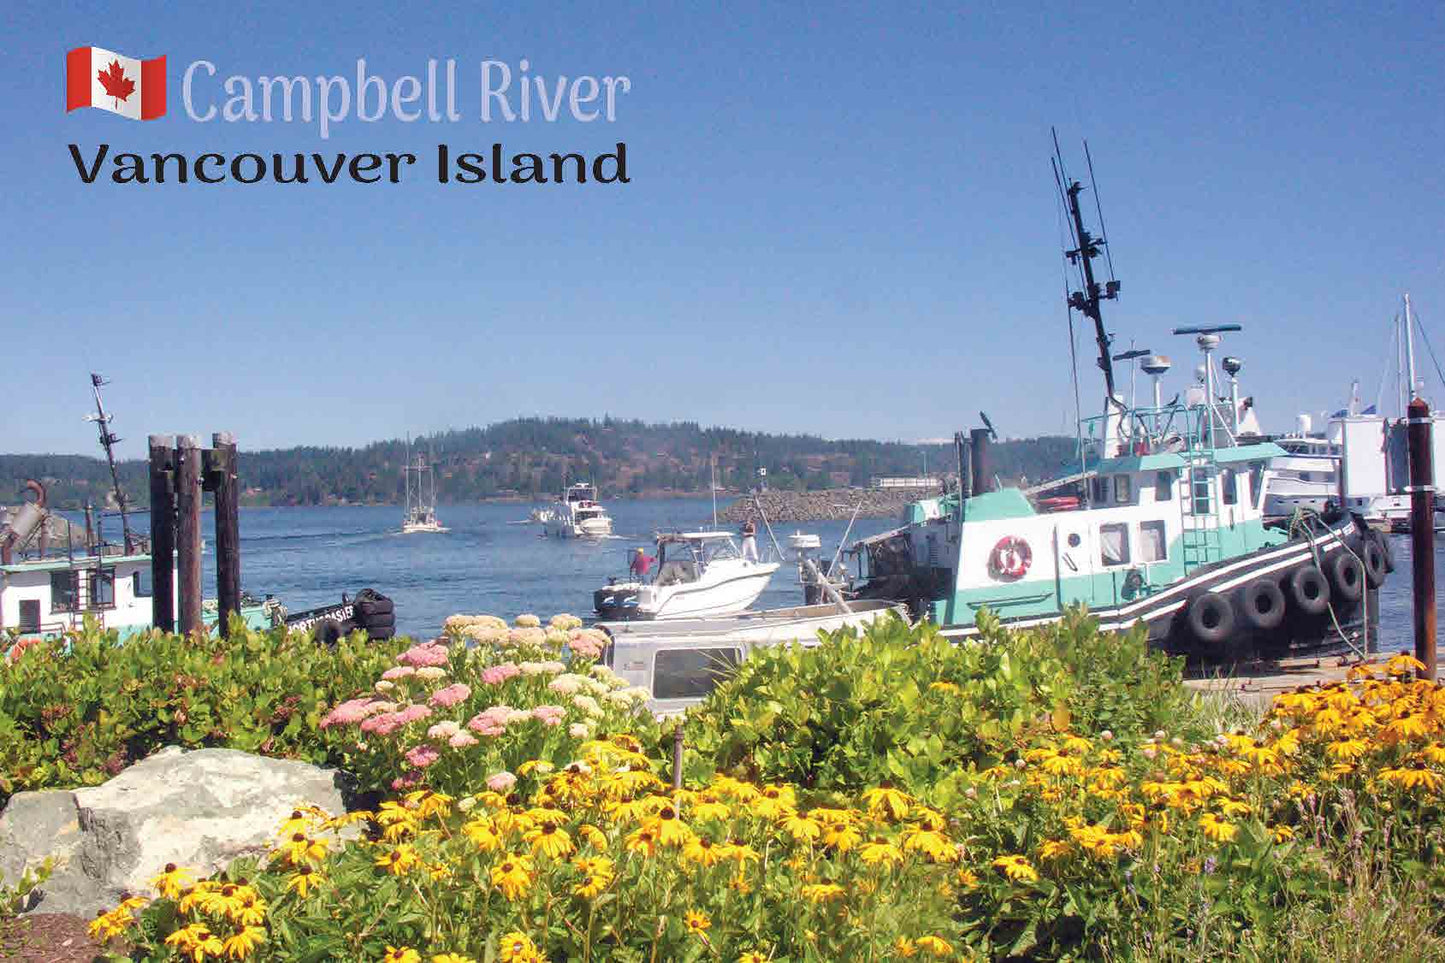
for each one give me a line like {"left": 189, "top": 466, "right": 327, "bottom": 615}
{"left": 630, "top": 547, "right": 655, "bottom": 579}
{"left": 740, "top": 518, "right": 759, "bottom": 562}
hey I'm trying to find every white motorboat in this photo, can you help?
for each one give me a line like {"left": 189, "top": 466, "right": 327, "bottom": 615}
{"left": 544, "top": 483, "right": 613, "bottom": 538}
{"left": 593, "top": 531, "right": 779, "bottom": 619}
{"left": 401, "top": 450, "right": 448, "bottom": 534}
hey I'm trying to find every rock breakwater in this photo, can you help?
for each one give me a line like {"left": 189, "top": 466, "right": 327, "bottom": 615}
{"left": 719, "top": 487, "right": 938, "bottom": 524}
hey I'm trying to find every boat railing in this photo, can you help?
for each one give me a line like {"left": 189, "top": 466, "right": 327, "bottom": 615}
{"left": 1077, "top": 401, "right": 1226, "bottom": 459}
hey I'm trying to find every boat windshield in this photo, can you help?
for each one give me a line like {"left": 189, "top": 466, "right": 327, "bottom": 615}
{"left": 566, "top": 485, "right": 598, "bottom": 503}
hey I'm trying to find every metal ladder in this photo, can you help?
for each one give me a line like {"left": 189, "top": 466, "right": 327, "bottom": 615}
{"left": 1179, "top": 454, "right": 1223, "bottom": 571}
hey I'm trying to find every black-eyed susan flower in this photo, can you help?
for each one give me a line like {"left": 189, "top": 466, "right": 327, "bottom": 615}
{"left": 383, "top": 947, "right": 421, "bottom": 963}
{"left": 497, "top": 932, "right": 539, "bottom": 963}
{"left": 1198, "top": 812, "right": 1237, "bottom": 843}
{"left": 682, "top": 836, "right": 726, "bottom": 868}
{"left": 780, "top": 813, "right": 823, "bottom": 843}
{"left": 523, "top": 820, "right": 574, "bottom": 859}
{"left": 376, "top": 844, "right": 421, "bottom": 876}
{"left": 915, "top": 934, "right": 953, "bottom": 957}
{"left": 285, "top": 865, "right": 323, "bottom": 898}
{"left": 431, "top": 954, "right": 477, "bottom": 963}
{"left": 490, "top": 854, "right": 535, "bottom": 900}
{"left": 861, "top": 785, "right": 910, "bottom": 821}
{"left": 148, "top": 862, "right": 193, "bottom": 899}
{"left": 221, "top": 924, "right": 267, "bottom": 959}
{"left": 857, "top": 838, "right": 903, "bottom": 866}
{"left": 991, "top": 854, "right": 1039, "bottom": 882}
{"left": 684, "top": 909, "right": 711, "bottom": 934}
{"left": 800, "top": 882, "right": 845, "bottom": 903}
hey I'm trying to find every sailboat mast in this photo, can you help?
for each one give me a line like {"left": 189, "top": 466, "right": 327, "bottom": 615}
{"left": 1405, "top": 293, "right": 1419, "bottom": 403}
{"left": 88, "top": 373, "right": 134, "bottom": 552}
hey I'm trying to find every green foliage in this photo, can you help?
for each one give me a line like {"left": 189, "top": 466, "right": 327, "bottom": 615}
{"left": 0, "top": 619, "right": 407, "bottom": 805}
{"left": 684, "top": 607, "right": 1197, "bottom": 805}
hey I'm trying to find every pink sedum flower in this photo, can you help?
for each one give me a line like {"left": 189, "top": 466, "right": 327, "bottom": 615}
{"left": 448, "top": 731, "right": 479, "bottom": 748}
{"left": 381, "top": 665, "right": 416, "bottom": 681}
{"left": 429, "top": 683, "right": 472, "bottom": 708}
{"left": 404, "top": 745, "right": 441, "bottom": 769}
{"left": 480, "top": 662, "right": 521, "bottom": 686}
{"left": 486, "top": 771, "right": 517, "bottom": 792}
{"left": 467, "top": 705, "right": 514, "bottom": 736}
{"left": 532, "top": 704, "right": 566, "bottom": 727}
{"left": 394, "top": 704, "right": 434, "bottom": 725}
{"left": 321, "top": 697, "right": 375, "bottom": 728}
{"left": 397, "top": 642, "right": 449, "bottom": 668}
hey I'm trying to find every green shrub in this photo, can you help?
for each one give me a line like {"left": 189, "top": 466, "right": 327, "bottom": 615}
{"left": 683, "top": 607, "right": 1199, "bottom": 805}
{"left": 0, "top": 618, "right": 407, "bottom": 805}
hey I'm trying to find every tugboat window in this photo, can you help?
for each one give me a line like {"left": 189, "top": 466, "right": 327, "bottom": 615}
{"left": 89, "top": 569, "right": 115, "bottom": 609}
{"left": 1140, "top": 521, "right": 1167, "bottom": 562}
{"left": 1091, "top": 477, "right": 1108, "bottom": 504}
{"left": 1114, "top": 475, "right": 1132, "bottom": 504}
{"left": 1222, "top": 469, "right": 1238, "bottom": 506}
{"left": 653, "top": 647, "right": 741, "bottom": 700}
{"left": 133, "top": 569, "right": 153, "bottom": 598}
{"left": 1155, "top": 471, "right": 1173, "bottom": 502}
{"left": 50, "top": 571, "right": 79, "bottom": 612}
{"left": 1099, "top": 523, "right": 1130, "bottom": 566}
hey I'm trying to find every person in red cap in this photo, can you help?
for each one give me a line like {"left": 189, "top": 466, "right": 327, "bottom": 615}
{"left": 629, "top": 546, "right": 655, "bottom": 579}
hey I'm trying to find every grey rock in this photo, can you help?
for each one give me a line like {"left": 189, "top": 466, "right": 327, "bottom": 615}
{"left": 0, "top": 746, "right": 352, "bottom": 917}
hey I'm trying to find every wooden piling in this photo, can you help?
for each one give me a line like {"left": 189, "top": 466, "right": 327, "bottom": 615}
{"left": 176, "top": 435, "right": 204, "bottom": 637}
{"left": 210, "top": 432, "right": 241, "bottom": 636}
{"left": 147, "top": 435, "right": 176, "bottom": 633}
{"left": 1407, "top": 397, "right": 1437, "bottom": 680}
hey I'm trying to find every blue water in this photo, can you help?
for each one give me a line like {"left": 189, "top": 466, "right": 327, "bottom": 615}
{"left": 194, "top": 499, "right": 897, "bottom": 639}
{"left": 83, "top": 498, "right": 1428, "bottom": 651}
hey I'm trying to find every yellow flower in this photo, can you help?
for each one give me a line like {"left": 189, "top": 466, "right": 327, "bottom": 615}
{"left": 222, "top": 925, "right": 267, "bottom": 960}
{"left": 991, "top": 854, "right": 1039, "bottom": 882}
{"left": 801, "top": 882, "right": 845, "bottom": 903}
{"left": 87, "top": 906, "right": 136, "bottom": 941}
{"left": 463, "top": 817, "right": 503, "bottom": 853}
{"left": 578, "top": 823, "right": 608, "bottom": 848}
{"left": 166, "top": 922, "right": 224, "bottom": 962}
{"left": 572, "top": 855, "right": 615, "bottom": 898}
{"left": 278, "top": 831, "right": 328, "bottom": 866}
{"left": 894, "top": 936, "right": 918, "bottom": 957}
{"left": 823, "top": 822, "right": 863, "bottom": 853}
{"left": 738, "top": 952, "right": 770, "bottom": 963}
{"left": 383, "top": 947, "right": 422, "bottom": 963}
{"left": 683, "top": 836, "right": 727, "bottom": 868}
{"left": 647, "top": 805, "right": 695, "bottom": 847}
{"left": 523, "top": 820, "right": 575, "bottom": 859}
{"left": 1198, "top": 812, "right": 1238, "bottom": 843}
{"left": 375, "top": 844, "right": 421, "bottom": 876}
{"left": 1039, "top": 839, "right": 1072, "bottom": 861}
{"left": 432, "top": 955, "right": 477, "bottom": 963}
{"left": 1271, "top": 825, "right": 1296, "bottom": 843}
{"left": 285, "top": 865, "right": 323, "bottom": 898}
{"left": 491, "top": 854, "right": 535, "bottom": 900}
{"left": 751, "top": 785, "right": 797, "bottom": 820}
{"left": 955, "top": 867, "right": 979, "bottom": 889}
{"left": 861, "top": 785, "right": 911, "bottom": 821}
{"left": 684, "top": 909, "right": 711, "bottom": 934}
{"left": 915, "top": 935, "right": 954, "bottom": 957}
{"left": 1386, "top": 652, "right": 1428, "bottom": 676}
{"left": 1327, "top": 738, "right": 1370, "bottom": 762}
{"left": 780, "top": 813, "right": 823, "bottom": 842}
{"left": 857, "top": 838, "right": 904, "bottom": 866}
{"left": 148, "top": 862, "right": 193, "bottom": 899}
{"left": 625, "top": 826, "right": 659, "bottom": 857}
{"left": 497, "top": 932, "right": 539, "bottom": 963}
{"left": 1380, "top": 766, "right": 1444, "bottom": 792}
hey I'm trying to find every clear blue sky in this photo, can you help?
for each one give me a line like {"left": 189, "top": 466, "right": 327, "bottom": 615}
{"left": 5, "top": 1, "right": 1444, "bottom": 459}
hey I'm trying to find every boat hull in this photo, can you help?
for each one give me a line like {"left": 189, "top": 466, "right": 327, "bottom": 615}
{"left": 600, "top": 562, "right": 779, "bottom": 620}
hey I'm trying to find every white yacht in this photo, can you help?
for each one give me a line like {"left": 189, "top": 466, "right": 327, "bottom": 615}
{"left": 593, "top": 531, "right": 779, "bottom": 619}
{"left": 1263, "top": 416, "right": 1340, "bottom": 518}
{"left": 544, "top": 483, "right": 613, "bottom": 538}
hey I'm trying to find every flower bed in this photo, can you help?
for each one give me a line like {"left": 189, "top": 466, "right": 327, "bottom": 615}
{"left": 70, "top": 616, "right": 1445, "bottom": 960}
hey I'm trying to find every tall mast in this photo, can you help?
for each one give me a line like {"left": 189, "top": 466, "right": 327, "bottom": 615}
{"left": 1054, "top": 135, "right": 1121, "bottom": 406}
{"left": 1405, "top": 293, "right": 1419, "bottom": 403}
{"left": 87, "top": 373, "right": 134, "bottom": 552}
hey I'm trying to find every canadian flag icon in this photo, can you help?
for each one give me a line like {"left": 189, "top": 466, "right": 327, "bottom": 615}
{"left": 66, "top": 46, "right": 166, "bottom": 120}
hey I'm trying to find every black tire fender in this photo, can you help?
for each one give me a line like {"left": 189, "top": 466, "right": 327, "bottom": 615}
{"left": 1375, "top": 532, "right": 1396, "bottom": 574}
{"left": 357, "top": 598, "right": 395, "bottom": 618}
{"left": 314, "top": 619, "right": 343, "bottom": 646}
{"left": 1327, "top": 551, "right": 1365, "bottom": 603}
{"left": 1236, "top": 578, "right": 1286, "bottom": 631}
{"left": 1360, "top": 537, "right": 1388, "bottom": 587}
{"left": 1187, "top": 592, "right": 1236, "bottom": 646}
{"left": 1287, "top": 564, "right": 1331, "bottom": 615}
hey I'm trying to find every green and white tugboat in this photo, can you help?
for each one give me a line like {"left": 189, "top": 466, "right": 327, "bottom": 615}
{"left": 847, "top": 145, "right": 1390, "bottom": 658}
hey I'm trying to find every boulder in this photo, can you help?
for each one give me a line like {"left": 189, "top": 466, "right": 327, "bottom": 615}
{"left": 0, "top": 746, "right": 353, "bottom": 918}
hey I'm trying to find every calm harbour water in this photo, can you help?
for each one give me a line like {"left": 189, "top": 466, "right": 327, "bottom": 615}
{"left": 172, "top": 499, "right": 1431, "bottom": 652}
{"left": 198, "top": 498, "right": 897, "bottom": 639}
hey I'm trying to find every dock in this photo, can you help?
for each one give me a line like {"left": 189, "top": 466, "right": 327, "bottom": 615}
{"left": 1184, "top": 653, "right": 1367, "bottom": 709}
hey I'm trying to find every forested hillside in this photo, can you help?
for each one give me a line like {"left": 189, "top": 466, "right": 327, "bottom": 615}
{"left": 1, "top": 417, "right": 1080, "bottom": 509}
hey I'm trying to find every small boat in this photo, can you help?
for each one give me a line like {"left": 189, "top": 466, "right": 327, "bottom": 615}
{"left": 594, "top": 531, "right": 779, "bottom": 619}
{"left": 401, "top": 451, "right": 448, "bottom": 534}
{"left": 544, "top": 483, "right": 613, "bottom": 538}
